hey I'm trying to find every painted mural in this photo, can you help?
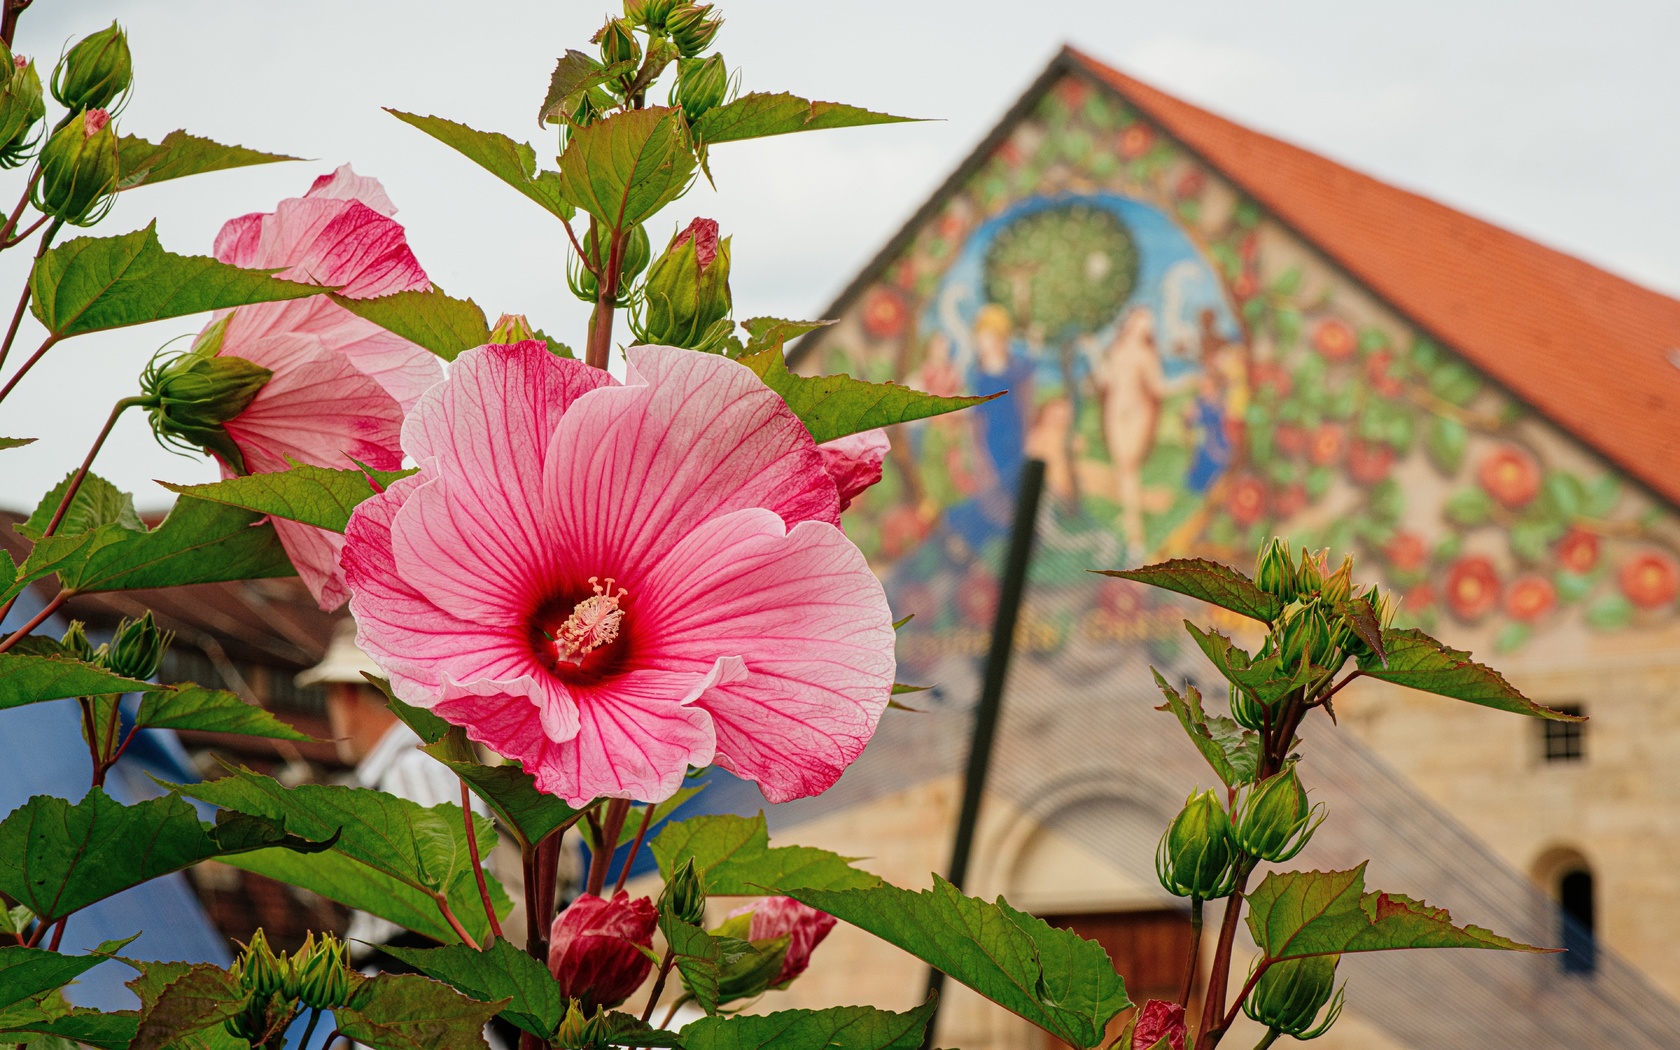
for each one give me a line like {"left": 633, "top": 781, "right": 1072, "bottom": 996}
{"left": 804, "top": 74, "right": 1680, "bottom": 685}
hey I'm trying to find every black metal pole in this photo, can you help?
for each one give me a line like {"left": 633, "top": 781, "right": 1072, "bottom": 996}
{"left": 920, "top": 458, "right": 1046, "bottom": 1049}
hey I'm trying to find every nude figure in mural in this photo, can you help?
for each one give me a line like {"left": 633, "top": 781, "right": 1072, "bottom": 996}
{"left": 1096, "top": 307, "right": 1168, "bottom": 560}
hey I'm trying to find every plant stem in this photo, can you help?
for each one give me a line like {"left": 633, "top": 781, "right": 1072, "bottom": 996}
{"left": 0, "top": 332, "right": 57, "bottom": 405}
{"left": 1251, "top": 1030, "right": 1280, "bottom": 1050}
{"left": 1220, "top": 959, "right": 1273, "bottom": 1034}
{"left": 587, "top": 798, "right": 630, "bottom": 896}
{"left": 0, "top": 0, "right": 34, "bottom": 47}
{"left": 44, "top": 397, "right": 143, "bottom": 538}
{"left": 0, "top": 588, "right": 70, "bottom": 654}
{"left": 461, "top": 779, "right": 504, "bottom": 941}
{"left": 1197, "top": 865, "right": 1254, "bottom": 1048}
{"left": 1179, "top": 898, "right": 1204, "bottom": 1008}
{"left": 0, "top": 216, "right": 61, "bottom": 379}
{"left": 434, "top": 892, "right": 480, "bottom": 949}
{"left": 640, "top": 950, "right": 676, "bottom": 1024}
{"left": 0, "top": 170, "right": 40, "bottom": 247}
{"left": 1, "top": 213, "right": 47, "bottom": 249}
{"left": 297, "top": 1007, "right": 323, "bottom": 1050}
{"left": 658, "top": 993, "right": 688, "bottom": 1030}
{"left": 524, "top": 830, "right": 564, "bottom": 966}
{"left": 585, "top": 226, "right": 626, "bottom": 370}
{"left": 614, "top": 804, "right": 657, "bottom": 896}
{"left": 46, "top": 916, "right": 65, "bottom": 951}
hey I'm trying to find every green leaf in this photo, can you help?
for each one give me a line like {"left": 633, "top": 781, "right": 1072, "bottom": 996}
{"left": 660, "top": 918, "right": 729, "bottom": 1015}
{"left": 0, "top": 789, "right": 331, "bottom": 923}
{"left": 136, "top": 685, "right": 312, "bottom": 741}
{"left": 1334, "top": 598, "right": 1385, "bottom": 665}
{"left": 327, "top": 288, "right": 492, "bottom": 363}
{"left": 128, "top": 965, "right": 247, "bottom": 1050}
{"left": 556, "top": 106, "right": 695, "bottom": 228}
{"left": 1095, "top": 559, "right": 1283, "bottom": 624}
{"left": 1182, "top": 622, "right": 1317, "bottom": 705}
{"left": 0, "top": 1005, "right": 137, "bottom": 1049}
{"left": 680, "top": 1000, "right": 937, "bottom": 1050}
{"left": 736, "top": 317, "right": 832, "bottom": 360}
{"left": 366, "top": 673, "right": 451, "bottom": 744}
{"left": 0, "top": 437, "right": 34, "bottom": 450}
{"left": 0, "top": 653, "right": 157, "bottom": 710}
{"left": 739, "top": 345, "right": 996, "bottom": 445}
{"left": 30, "top": 223, "right": 325, "bottom": 339}
{"left": 173, "top": 767, "right": 510, "bottom": 945}
{"left": 421, "top": 746, "right": 579, "bottom": 851}
{"left": 784, "top": 878, "right": 1128, "bottom": 1048}
{"left": 692, "top": 93, "right": 917, "bottom": 145}
{"left": 387, "top": 110, "right": 572, "bottom": 220}
{"left": 160, "top": 461, "right": 412, "bottom": 534}
{"left": 537, "top": 50, "right": 617, "bottom": 126}
{"left": 17, "top": 471, "right": 143, "bottom": 540}
{"left": 116, "top": 131, "right": 300, "bottom": 191}
{"left": 1356, "top": 628, "right": 1581, "bottom": 720}
{"left": 335, "top": 972, "right": 502, "bottom": 1050}
{"left": 1150, "top": 670, "right": 1258, "bottom": 787}
{"left": 380, "top": 939, "right": 560, "bottom": 1039}
{"left": 1245, "top": 864, "right": 1548, "bottom": 961}
{"left": 651, "top": 813, "right": 883, "bottom": 895}
{"left": 0, "top": 946, "right": 110, "bottom": 1012}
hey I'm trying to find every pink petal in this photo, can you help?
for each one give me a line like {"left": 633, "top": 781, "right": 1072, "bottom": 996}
{"left": 817, "top": 429, "right": 890, "bottom": 511}
{"left": 543, "top": 345, "right": 840, "bottom": 584}
{"left": 222, "top": 333, "right": 405, "bottom": 473}
{"left": 636, "top": 507, "right": 894, "bottom": 802}
{"left": 305, "top": 163, "right": 399, "bottom": 217}
{"left": 251, "top": 197, "right": 429, "bottom": 297}
{"left": 272, "top": 516, "right": 350, "bottom": 611}
{"left": 387, "top": 470, "right": 543, "bottom": 627}
{"left": 213, "top": 212, "right": 266, "bottom": 269}
{"left": 225, "top": 296, "right": 441, "bottom": 411}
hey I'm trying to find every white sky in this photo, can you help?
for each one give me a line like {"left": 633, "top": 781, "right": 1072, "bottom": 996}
{"left": 2, "top": 0, "right": 1675, "bottom": 511}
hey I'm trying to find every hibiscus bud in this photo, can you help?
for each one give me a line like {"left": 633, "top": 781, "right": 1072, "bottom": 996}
{"left": 1243, "top": 955, "right": 1345, "bottom": 1039}
{"left": 552, "top": 1000, "right": 603, "bottom": 1049}
{"left": 569, "top": 223, "right": 652, "bottom": 305}
{"left": 626, "top": 0, "right": 676, "bottom": 29}
{"left": 1321, "top": 555, "right": 1354, "bottom": 604}
{"left": 1255, "top": 537, "right": 1297, "bottom": 604}
{"left": 235, "top": 929, "right": 287, "bottom": 998}
{"left": 296, "top": 932, "right": 351, "bottom": 1010}
{"left": 598, "top": 17, "right": 642, "bottom": 69}
{"left": 1279, "top": 605, "right": 1330, "bottom": 673}
{"left": 51, "top": 21, "right": 132, "bottom": 113}
{"left": 1295, "top": 548, "right": 1324, "bottom": 595}
{"left": 1228, "top": 681, "right": 1266, "bottom": 732}
{"left": 660, "top": 857, "right": 708, "bottom": 926}
{"left": 61, "top": 621, "right": 101, "bottom": 664}
{"left": 709, "top": 934, "right": 789, "bottom": 1005}
{"left": 672, "top": 54, "right": 728, "bottom": 122}
{"left": 1234, "top": 764, "right": 1325, "bottom": 863}
{"left": 1131, "top": 999, "right": 1187, "bottom": 1050}
{"left": 106, "top": 611, "right": 171, "bottom": 681}
{"left": 139, "top": 344, "right": 273, "bottom": 474}
{"left": 0, "top": 51, "right": 45, "bottom": 169}
{"left": 1155, "top": 789, "right": 1238, "bottom": 900}
{"left": 724, "top": 896, "right": 837, "bottom": 987}
{"left": 491, "top": 313, "right": 536, "bottom": 344}
{"left": 631, "top": 217, "right": 733, "bottom": 352}
{"left": 548, "top": 891, "right": 658, "bottom": 1012}
{"left": 667, "top": 3, "right": 723, "bottom": 57}
{"left": 33, "top": 106, "right": 119, "bottom": 226}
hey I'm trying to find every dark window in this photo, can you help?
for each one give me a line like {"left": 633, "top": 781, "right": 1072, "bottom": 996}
{"left": 1559, "top": 867, "right": 1596, "bottom": 974}
{"left": 1542, "top": 705, "right": 1585, "bottom": 762}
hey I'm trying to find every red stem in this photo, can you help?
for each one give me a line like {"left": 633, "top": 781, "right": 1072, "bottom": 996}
{"left": 1219, "top": 958, "right": 1273, "bottom": 1034}
{"left": 434, "top": 893, "right": 481, "bottom": 950}
{"left": 0, "top": 217, "right": 61, "bottom": 380}
{"left": 1197, "top": 868, "right": 1253, "bottom": 1048}
{"left": 585, "top": 227, "right": 626, "bottom": 370}
{"left": 0, "top": 170, "right": 40, "bottom": 248}
{"left": 46, "top": 916, "right": 65, "bottom": 952}
{"left": 614, "top": 804, "right": 657, "bottom": 896}
{"left": 0, "top": 588, "right": 70, "bottom": 654}
{"left": 1179, "top": 898, "right": 1204, "bottom": 1008}
{"left": 50, "top": 401, "right": 140, "bottom": 535}
{"left": 1, "top": 213, "right": 47, "bottom": 249}
{"left": 640, "top": 950, "right": 677, "bottom": 1024}
{"left": 0, "top": 334, "right": 58, "bottom": 405}
{"left": 461, "top": 779, "right": 504, "bottom": 941}
{"left": 586, "top": 798, "right": 630, "bottom": 896}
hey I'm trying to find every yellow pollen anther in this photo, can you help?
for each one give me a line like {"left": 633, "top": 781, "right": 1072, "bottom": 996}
{"left": 555, "top": 577, "right": 628, "bottom": 664}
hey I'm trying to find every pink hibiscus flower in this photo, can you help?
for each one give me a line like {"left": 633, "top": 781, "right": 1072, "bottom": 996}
{"left": 817, "top": 429, "right": 889, "bottom": 511}
{"left": 342, "top": 342, "right": 896, "bottom": 805}
{"left": 197, "top": 164, "right": 441, "bottom": 610}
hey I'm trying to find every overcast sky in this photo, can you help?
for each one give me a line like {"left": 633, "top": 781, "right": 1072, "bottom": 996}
{"left": 3, "top": 0, "right": 1675, "bottom": 510}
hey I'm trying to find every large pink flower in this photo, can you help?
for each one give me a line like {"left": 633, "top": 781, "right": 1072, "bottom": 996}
{"left": 818, "top": 429, "right": 889, "bottom": 511}
{"left": 342, "top": 342, "right": 897, "bottom": 805}
{"left": 198, "top": 164, "right": 441, "bottom": 610}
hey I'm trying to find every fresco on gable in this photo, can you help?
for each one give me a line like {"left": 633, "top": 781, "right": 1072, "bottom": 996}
{"left": 807, "top": 75, "right": 1680, "bottom": 686}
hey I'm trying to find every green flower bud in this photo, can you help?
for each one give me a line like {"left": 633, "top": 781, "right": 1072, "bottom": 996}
{"left": 672, "top": 54, "right": 728, "bottom": 123}
{"left": 51, "top": 21, "right": 132, "bottom": 114}
{"left": 706, "top": 933, "right": 789, "bottom": 1005}
{"left": 1278, "top": 606, "right": 1323, "bottom": 673}
{"left": 1228, "top": 682, "right": 1267, "bottom": 732}
{"left": 297, "top": 933, "right": 351, "bottom": 1010}
{"left": 1155, "top": 789, "right": 1239, "bottom": 900}
{"left": 1234, "top": 764, "right": 1325, "bottom": 863}
{"left": 1243, "top": 955, "right": 1344, "bottom": 1039}
{"left": 1295, "top": 548, "right": 1324, "bottom": 596}
{"left": 106, "top": 611, "right": 171, "bottom": 681}
{"left": 236, "top": 929, "right": 287, "bottom": 999}
{"left": 598, "top": 17, "right": 642, "bottom": 70}
{"left": 1255, "top": 537, "right": 1297, "bottom": 604}
{"left": 553, "top": 1000, "right": 602, "bottom": 1049}
{"left": 139, "top": 334, "right": 273, "bottom": 474}
{"left": 660, "top": 856, "right": 707, "bottom": 926}
{"left": 567, "top": 223, "right": 651, "bottom": 306}
{"left": 1321, "top": 555, "right": 1353, "bottom": 604}
{"left": 490, "top": 313, "right": 536, "bottom": 344}
{"left": 666, "top": 3, "right": 723, "bottom": 57}
{"left": 629, "top": 218, "right": 733, "bottom": 352}
{"left": 33, "top": 107, "right": 119, "bottom": 226}
{"left": 0, "top": 52, "right": 45, "bottom": 169}
{"left": 626, "top": 0, "right": 677, "bottom": 29}
{"left": 61, "top": 621, "right": 102, "bottom": 664}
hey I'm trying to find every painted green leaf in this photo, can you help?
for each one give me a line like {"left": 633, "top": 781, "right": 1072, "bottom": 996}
{"left": 161, "top": 461, "right": 413, "bottom": 534}
{"left": 17, "top": 471, "right": 142, "bottom": 540}
{"left": 0, "top": 789, "right": 331, "bottom": 923}
{"left": 651, "top": 813, "right": 883, "bottom": 895}
{"left": 380, "top": 939, "right": 561, "bottom": 1039}
{"left": 0, "top": 437, "right": 34, "bottom": 450}
{"left": 1150, "top": 670, "right": 1258, "bottom": 787}
{"left": 30, "top": 223, "right": 324, "bottom": 339}
{"left": 1424, "top": 416, "right": 1468, "bottom": 475}
{"left": 1357, "top": 628, "right": 1581, "bottom": 720}
{"left": 136, "top": 685, "right": 312, "bottom": 741}
{"left": 173, "top": 767, "right": 510, "bottom": 945}
{"left": 387, "top": 110, "right": 572, "bottom": 220}
{"left": 739, "top": 345, "right": 996, "bottom": 445}
{"left": 680, "top": 1000, "right": 937, "bottom": 1050}
{"left": 334, "top": 972, "right": 502, "bottom": 1050}
{"left": 328, "top": 288, "right": 491, "bottom": 362}
{"left": 1246, "top": 864, "right": 1549, "bottom": 962}
{"left": 128, "top": 965, "right": 245, "bottom": 1050}
{"left": 418, "top": 745, "right": 579, "bottom": 851}
{"left": 784, "top": 878, "right": 1129, "bottom": 1049}
{"left": 0, "top": 654, "right": 157, "bottom": 710}
{"left": 116, "top": 131, "right": 300, "bottom": 191}
{"left": 1095, "top": 558, "right": 1283, "bottom": 624}
{"left": 692, "top": 93, "right": 917, "bottom": 145}
{"left": 0, "top": 946, "right": 111, "bottom": 1012}
{"left": 556, "top": 106, "right": 695, "bottom": 228}
{"left": 1444, "top": 487, "right": 1492, "bottom": 527}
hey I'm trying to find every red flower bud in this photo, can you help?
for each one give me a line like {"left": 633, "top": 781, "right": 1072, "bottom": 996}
{"left": 547, "top": 891, "right": 657, "bottom": 1012}
{"left": 671, "top": 216, "right": 719, "bottom": 272}
{"left": 725, "top": 896, "right": 837, "bottom": 987}
{"left": 1132, "top": 999, "right": 1186, "bottom": 1050}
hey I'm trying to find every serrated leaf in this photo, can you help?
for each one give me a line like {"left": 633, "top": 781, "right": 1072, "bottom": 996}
{"left": 327, "top": 287, "right": 491, "bottom": 362}
{"left": 1357, "top": 628, "right": 1580, "bottom": 719}
{"left": 680, "top": 999, "right": 937, "bottom": 1050}
{"left": 0, "top": 437, "right": 34, "bottom": 450}
{"left": 38, "top": 496, "right": 294, "bottom": 597}
{"left": 116, "top": 131, "right": 300, "bottom": 191}
{"left": 652, "top": 814, "right": 883, "bottom": 895}
{"left": 1150, "top": 670, "right": 1257, "bottom": 787}
{"left": 128, "top": 965, "right": 246, "bottom": 1050}
{"left": 0, "top": 654, "right": 158, "bottom": 710}
{"left": 556, "top": 106, "right": 695, "bottom": 228}
{"left": 1246, "top": 864, "right": 1549, "bottom": 962}
{"left": 136, "top": 685, "right": 311, "bottom": 740}
{"left": 737, "top": 317, "right": 832, "bottom": 360}
{"left": 17, "top": 471, "right": 142, "bottom": 539}
{"left": 335, "top": 972, "right": 502, "bottom": 1050}
{"left": 0, "top": 1004, "right": 137, "bottom": 1049}
{"left": 785, "top": 878, "right": 1128, "bottom": 1048}
{"left": 692, "top": 93, "right": 917, "bottom": 145}
{"left": 660, "top": 917, "right": 731, "bottom": 1015}
{"left": 420, "top": 747, "right": 579, "bottom": 850}
{"left": 0, "top": 789, "right": 330, "bottom": 923}
{"left": 30, "top": 223, "right": 325, "bottom": 339}
{"left": 387, "top": 110, "right": 572, "bottom": 220}
{"left": 537, "top": 50, "right": 617, "bottom": 126}
{"left": 380, "top": 939, "right": 560, "bottom": 1039}
{"left": 1182, "top": 622, "right": 1318, "bottom": 706}
{"left": 1095, "top": 559, "right": 1282, "bottom": 624}
{"left": 739, "top": 346, "right": 995, "bottom": 444}
{"left": 161, "top": 461, "right": 412, "bottom": 534}
{"left": 1335, "top": 598, "right": 1385, "bottom": 665}
{"left": 0, "top": 946, "right": 110, "bottom": 1012}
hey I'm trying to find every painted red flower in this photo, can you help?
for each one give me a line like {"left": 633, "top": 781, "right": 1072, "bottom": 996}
{"left": 1119, "top": 124, "right": 1154, "bottom": 159}
{"left": 1173, "top": 168, "right": 1205, "bottom": 201}
{"left": 1227, "top": 475, "right": 1268, "bottom": 528}
{"left": 1232, "top": 272, "right": 1258, "bottom": 300}
{"left": 1619, "top": 551, "right": 1680, "bottom": 610}
{"left": 1345, "top": 438, "right": 1393, "bottom": 484}
{"left": 1097, "top": 578, "right": 1144, "bottom": 618}
{"left": 1404, "top": 582, "right": 1437, "bottom": 612}
{"left": 1312, "top": 319, "right": 1357, "bottom": 362}
{"left": 1273, "top": 423, "right": 1309, "bottom": 458}
{"left": 1055, "top": 77, "right": 1090, "bottom": 110}
{"left": 959, "top": 571, "right": 1001, "bottom": 628}
{"left": 862, "top": 286, "right": 909, "bottom": 341}
{"left": 994, "top": 140, "right": 1023, "bottom": 168}
{"left": 1253, "top": 362, "right": 1292, "bottom": 398}
{"left": 1364, "top": 349, "right": 1406, "bottom": 398}
{"left": 1505, "top": 575, "right": 1557, "bottom": 622}
{"left": 1271, "top": 482, "right": 1308, "bottom": 520}
{"left": 1477, "top": 446, "right": 1541, "bottom": 509}
{"left": 1556, "top": 528, "right": 1600, "bottom": 574}
{"left": 1445, "top": 555, "right": 1501, "bottom": 622}
{"left": 1309, "top": 423, "right": 1347, "bottom": 467}
{"left": 1384, "top": 532, "right": 1428, "bottom": 574}
{"left": 1238, "top": 234, "right": 1260, "bottom": 264}
{"left": 880, "top": 505, "right": 931, "bottom": 560}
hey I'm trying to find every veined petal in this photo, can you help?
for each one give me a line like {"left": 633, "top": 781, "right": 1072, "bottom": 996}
{"left": 388, "top": 471, "right": 543, "bottom": 627}
{"left": 271, "top": 515, "right": 350, "bottom": 612}
{"left": 213, "top": 212, "right": 266, "bottom": 269}
{"left": 222, "top": 333, "right": 404, "bottom": 473}
{"left": 305, "top": 163, "right": 399, "bottom": 217}
{"left": 818, "top": 428, "right": 890, "bottom": 511}
{"left": 254, "top": 197, "right": 429, "bottom": 298}
{"left": 224, "top": 296, "right": 441, "bottom": 412}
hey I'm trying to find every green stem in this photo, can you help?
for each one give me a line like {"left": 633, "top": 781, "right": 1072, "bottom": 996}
{"left": 1179, "top": 897, "right": 1204, "bottom": 1007}
{"left": 1251, "top": 1029, "right": 1281, "bottom": 1050}
{"left": 297, "top": 1007, "right": 323, "bottom": 1050}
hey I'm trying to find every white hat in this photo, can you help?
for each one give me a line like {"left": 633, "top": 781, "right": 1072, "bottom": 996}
{"left": 296, "top": 619, "right": 383, "bottom": 686}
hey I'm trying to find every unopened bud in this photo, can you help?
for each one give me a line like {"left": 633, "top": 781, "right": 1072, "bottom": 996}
{"left": 667, "top": 3, "right": 723, "bottom": 57}
{"left": 1228, "top": 682, "right": 1267, "bottom": 732}
{"left": 567, "top": 223, "right": 652, "bottom": 306}
{"left": 33, "top": 106, "right": 119, "bottom": 226}
{"left": 1244, "top": 955, "right": 1344, "bottom": 1039}
{"left": 1295, "top": 548, "right": 1325, "bottom": 595}
{"left": 626, "top": 0, "right": 676, "bottom": 29}
{"left": 597, "top": 17, "right": 642, "bottom": 69}
{"left": 236, "top": 929, "right": 287, "bottom": 999}
{"left": 552, "top": 1000, "right": 600, "bottom": 1049}
{"left": 1155, "top": 789, "right": 1238, "bottom": 900}
{"left": 490, "top": 313, "right": 536, "bottom": 344}
{"left": 1321, "top": 555, "right": 1353, "bottom": 604}
{"left": 139, "top": 340, "right": 272, "bottom": 475}
{"left": 660, "top": 857, "right": 707, "bottom": 926}
{"left": 0, "top": 50, "right": 44, "bottom": 169}
{"left": 706, "top": 933, "right": 788, "bottom": 1005}
{"left": 51, "top": 21, "right": 132, "bottom": 113}
{"left": 297, "top": 933, "right": 351, "bottom": 1010}
{"left": 106, "top": 611, "right": 171, "bottom": 681}
{"left": 61, "top": 621, "right": 101, "bottom": 664}
{"left": 672, "top": 54, "right": 728, "bottom": 122}
{"left": 1234, "top": 764, "right": 1325, "bottom": 863}
{"left": 629, "top": 217, "right": 732, "bottom": 352}
{"left": 1255, "top": 537, "right": 1297, "bottom": 604}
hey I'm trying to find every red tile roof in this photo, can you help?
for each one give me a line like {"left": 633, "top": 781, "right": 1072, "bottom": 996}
{"left": 1068, "top": 48, "right": 1680, "bottom": 507}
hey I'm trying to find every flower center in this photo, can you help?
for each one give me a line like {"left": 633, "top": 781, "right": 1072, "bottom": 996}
{"left": 554, "top": 577, "right": 628, "bottom": 665}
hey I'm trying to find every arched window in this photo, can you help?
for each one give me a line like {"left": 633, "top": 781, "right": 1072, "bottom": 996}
{"left": 1558, "top": 866, "right": 1596, "bottom": 974}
